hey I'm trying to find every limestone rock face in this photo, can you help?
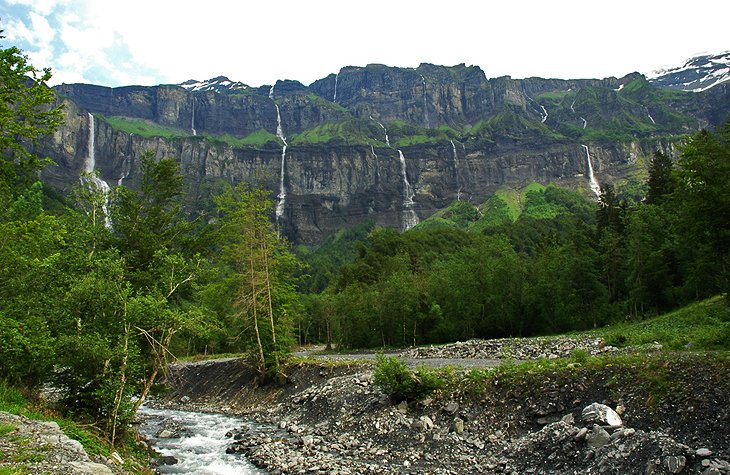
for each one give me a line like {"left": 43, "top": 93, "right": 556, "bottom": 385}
{"left": 41, "top": 61, "right": 729, "bottom": 244}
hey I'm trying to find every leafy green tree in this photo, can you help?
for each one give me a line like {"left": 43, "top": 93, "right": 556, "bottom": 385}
{"left": 0, "top": 30, "right": 63, "bottom": 197}
{"left": 111, "top": 152, "right": 191, "bottom": 288}
{"left": 210, "top": 184, "right": 298, "bottom": 377}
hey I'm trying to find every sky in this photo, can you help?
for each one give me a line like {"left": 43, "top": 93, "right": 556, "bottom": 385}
{"left": 1, "top": 0, "right": 728, "bottom": 88}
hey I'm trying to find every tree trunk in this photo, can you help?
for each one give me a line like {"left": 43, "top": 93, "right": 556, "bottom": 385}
{"left": 250, "top": 244, "right": 266, "bottom": 374}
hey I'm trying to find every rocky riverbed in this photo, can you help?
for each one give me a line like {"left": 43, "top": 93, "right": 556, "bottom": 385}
{"left": 156, "top": 337, "right": 730, "bottom": 474}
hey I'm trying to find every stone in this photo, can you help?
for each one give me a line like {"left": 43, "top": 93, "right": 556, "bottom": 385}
{"left": 665, "top": 455, "right": 686, "bottom": 474}
{"left": 581, "top": 403, "right": 623, "bottom": 427}
{"left": 585, "top": 424, "right": 611, "bottom": 449}
{"left": 575, "top": 427, "right": 589, "bottom": 441}
{"left": 158, "top": 455, "right": 178, "bottom": 465}
{"left": 157, "top": 429, "right": 176, "bottom": 438}
{"left": 397, "top": 401, "right": 408, "bottom": 413}
{"left": 68, "top": 461, "right": 113, "bottom": 474}
{"left": 444, "top": 402, "right": 459, "bottom": 414}
{"left": 454, "top": 418, "right": 465, "bottom": 434}
{"left": 420, "top": 416, "right": 434, "bottom": 431}
{"left": 696, "top": 448, "right": 713, "bottom": 457}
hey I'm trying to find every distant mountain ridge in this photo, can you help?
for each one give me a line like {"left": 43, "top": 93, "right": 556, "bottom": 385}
{"left": 41, "top": 51, "right": 730, "bottom": 244}
{"left": 648, "top": 51, "right": 730, "bottom": 92}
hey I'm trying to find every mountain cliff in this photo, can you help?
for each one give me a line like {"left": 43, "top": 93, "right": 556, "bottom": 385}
{"left": 39, "top": 56, "right": 730, "bottom": 244}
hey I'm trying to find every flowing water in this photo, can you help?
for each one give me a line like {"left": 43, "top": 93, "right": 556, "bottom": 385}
{"left": 82, "top": 113, "right": 112, "bottom": 227}
{"left": 450, "top": 139, "right": 461, "bottom": 200}
{"left": 138, "top": 406, "right": 265, "bottom": 475}
{"left": 333, "top": 72, "right": 339, "bottom": 103}
{"left": 398, "top": 150, "right": 419, "bottom": 230}
{"left": 274, "top": 104, "right": 287, "bottom": 221}
{"left": 370, "top": 115, "right": 390, "bottom": 146}
{"left": 581, "top": 144, "right": 601, "bottom": 197}
{"left": 191, "top": 100, "right": 197, "bottom": 136}
{"left": 421, "top": 75, "right": 429, "bottom": 128}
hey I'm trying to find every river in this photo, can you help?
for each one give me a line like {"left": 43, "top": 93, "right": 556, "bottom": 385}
{"left": 138, "top": 406, "right": 265, "bottom": 474}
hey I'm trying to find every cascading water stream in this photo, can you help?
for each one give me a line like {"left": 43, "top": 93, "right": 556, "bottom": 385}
{"left": 570, "top": 98, "right": 587, "bottom": 128}
{"left": 450, "top": 140, "right": 461, "bottom": 200}
{"left": 333, "top": 72, "right": 339, "bottom": 103}
{"left": 270, "top": 84, "right": 288, "bottom": 226}
{"left": 540, "top": 105, "right": 548, "bottom": 123}
{"left": 274, "top": 105, "right": 287, "bottom": 221}
{"left": 581, "top": 144, "right": 601, "bottom": 197}
{"left": 370, "top": 115, "right": 390, "bottom": 146}
{"left": 138, "top": 406, "right": 265, "bottom": 474}
{"left": 82, "top": 113, "right": 112, "bottom": 227}
{"left": 191, "top": 99, "right": 197, "bottom": 136}
{"left": 420, "top": 75, "right": 429, "bottom": 128}
{"left": 397, "top": 150, "right": 419, "bottom": 231}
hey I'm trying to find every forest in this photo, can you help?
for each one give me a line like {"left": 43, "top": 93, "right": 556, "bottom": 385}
{"left": 2, "top": 34, "right": 730, "bottom": 446}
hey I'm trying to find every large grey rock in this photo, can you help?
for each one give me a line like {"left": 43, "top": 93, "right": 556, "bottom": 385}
{"left": 585, "top": 424, "right": 611, "bottom": 448}
{"left": 581, "top": 403, "right": 623, "bottom": 427}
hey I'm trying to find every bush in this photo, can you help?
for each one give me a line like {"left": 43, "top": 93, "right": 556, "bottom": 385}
{"left": 373, "top": 355, "right": 443, "bottom": 402}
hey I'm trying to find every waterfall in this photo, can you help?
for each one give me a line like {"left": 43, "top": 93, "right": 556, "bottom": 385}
{"left": 333, "top": 72, "right": 339, "bottom": 103}
{"left": 421, "top": 75, "right": 429, "bottom": 128}
{"left": 370, "top": 115, "right": 390, "bottom": 146}
{"left": 397, "top": 150, "right": 419, "bottom": 231}
{"left": 571, "top": 98, "right": 587, "bottom": 128}
{"left": 191, "top": 99, "right": 197, "bottom": 136}
{"left": 82, "top": 113, "right": 111, "bottom": 227}
{"left": 273, "top": 103, "right": 288, "bottom": 223}
{"left": 450, "top": 140, "right": 461, "bottom": 200}
{"left": 268, "top": 84, "right": 275, "bottom": 99}
{"left": 540, "top": 105, "right": 548, "bottom": 123}
{"left": 581, "top": 144, "right": 601, "bottom": 197}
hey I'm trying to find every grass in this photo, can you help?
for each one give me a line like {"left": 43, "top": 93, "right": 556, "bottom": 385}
{"left": 101, "top": 115, "right": 192, "bottom": 139}
{"left": 596, "top": 295, "right": 730, "bottom": 350}
{"left": 212, "top": 130, "right": 279, "bottom": 147}
{"left": 0, "top": 423, "right": 15, "bottom": 437}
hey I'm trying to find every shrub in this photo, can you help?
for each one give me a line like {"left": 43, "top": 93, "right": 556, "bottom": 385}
{"left": 373, "top": 355, "right": 443, "bottom": 402}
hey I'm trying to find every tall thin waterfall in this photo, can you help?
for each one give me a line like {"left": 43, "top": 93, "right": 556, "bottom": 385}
{"left": 274, "top": 105, "right": 287, "bottom": 221}
{"left": 540, "top": 105, "right": 548, "bottom": 123}
{"left": 421, "top": 75, "right": 429, "bottom": 128}
{"left": 191, "top": 99, "right": 197, "bottom": 136}
{"left": 82, "top": 113, "right": 111, "bottom": 227}
{"left": 581, "top": 144, "right": 601, "bottom": 197}
{"left": 450, "top": 140, "right": 461, "bottom": 200}
{"left": 370, "top": 115, "right": 390, "bottom": 146}
{"left": 333, "top": 72, "right": 339, "bottom": 103}
{"left": 398, "top": 150, "right": 419, "bottom": 231}
{"left": 270, "top": 84, "right": 288, "bottom": 226}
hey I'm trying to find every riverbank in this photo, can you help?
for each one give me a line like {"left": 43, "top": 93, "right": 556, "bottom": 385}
{"left": 156, "top": 338, "right": 730, "bottom": 474}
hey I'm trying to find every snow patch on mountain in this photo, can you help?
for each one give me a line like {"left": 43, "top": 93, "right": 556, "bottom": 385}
{"left": 180, "top": 76, "right": 249, "bottom": 93}
{"left": 648, "top": 51, "right": 730, "bottom": 92}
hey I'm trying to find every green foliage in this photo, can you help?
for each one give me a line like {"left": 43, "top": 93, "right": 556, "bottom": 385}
{"left": 0, "top": 33, "right": 63, "bottom": 192}
{"left": 101, "top": 115, "right": 191, "bottom": 139}
{"left": 599, "top": 296, "right": 730, "bottom": 350}
{"left": 373, "top": 355, "right": 444, "bottom": 402}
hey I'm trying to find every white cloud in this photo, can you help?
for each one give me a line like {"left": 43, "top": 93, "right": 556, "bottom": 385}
{"left": 3, "top": 0, "right": 730, "bottom": 88}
